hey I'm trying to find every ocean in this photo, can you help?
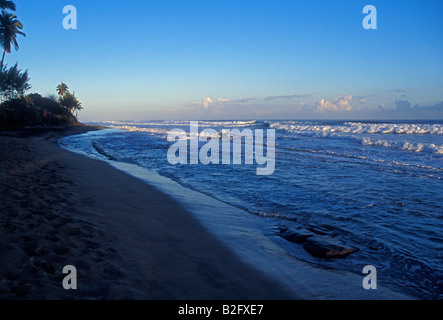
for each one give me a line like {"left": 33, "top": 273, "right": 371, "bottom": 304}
{"left": 59, "top": 120, "right": 443, "bottom": 299}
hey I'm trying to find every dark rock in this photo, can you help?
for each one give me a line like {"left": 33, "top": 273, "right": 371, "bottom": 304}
{"left": 306, "top": 226, "right": 330, "bottom": 236}
{"left": 303, "top": 236, "right": 359, "bottom": 259}
{"left": 369, "top": 243, "right": 385, "bottom": 251}
{"left": 275, "top": 226, "right": 289, "bottom": 233}
{"left": 280, "top": 229, "right": 314, "bottom": 244}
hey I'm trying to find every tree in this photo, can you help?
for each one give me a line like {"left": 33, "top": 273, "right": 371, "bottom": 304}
{"left": 57, "top": 83, "right": 84, "bottom": 118}
{"left": 59, "top": 91, "right": 83, "bottom": 115}
{"left": 56, "top": 81, "right": 69, "bottom": 97}
{"left": 0, "top": 12, "right": 25, "bottom": 72}
{"left": 0, "top": 62, "right": 31, "bottom": 101}
{"left": 0, "top": 0, "right": 16, "bottom": 11}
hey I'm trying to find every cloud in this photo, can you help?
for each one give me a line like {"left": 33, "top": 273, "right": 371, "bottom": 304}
{"left": 190, "top": 94, "right": 311, "bottom": 111}
{"left": 315, "top": 95, "right": 353, "bottom": 113}
{"left": 394, "top": 99, "right": 412, "bottom": 111}
{"left": 231, "top": 98, "right": 256, "bottom": 103}
{"left": 421, "top": 101, "right": 443, "bottom": 112}
{"left": 171, "top": 92, "right": 443, "bottom": 120}
{"left": 400, "top": 100, "right": 443, "bottom": 113}
{"left": 378, "top": 104, "right": 386, "bottom": 111}
{"left": 217, "top": 97, "right": 230, "bottom": 104}
{"left": 187, "top": 97, "right": 231, "bottom": 110}
{"left": 201, "top": 97, "right": 213, "bottom": 109}
{"left": 189, "top": 96, "right": 257, "bottom": 110}
{"left": 264, "top": 94, "right": 312, "bottom": 102}
{"left": 387, "top": 89, "right": 408, "bottom": 93}
{"left": 375, "top": 100, "right": 443, "bottom": 118}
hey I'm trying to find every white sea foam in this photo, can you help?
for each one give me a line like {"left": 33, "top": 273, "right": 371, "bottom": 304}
{"left": 99, "top": 120, "right": 443, "bottom": 135}
{"left": 97, "top": 120, "right": 259, "bottom": 128}
{"left": 271, "top": 122, "right": 443, "bottom": 135}
{"left": 106, "top": 121, "right": 266, "bottom": 139}
{"left": 107, "top": 125, "right": 170, "bottom": 135}
{"left": 361, "top": 137, "right": 443, "bottom": 154}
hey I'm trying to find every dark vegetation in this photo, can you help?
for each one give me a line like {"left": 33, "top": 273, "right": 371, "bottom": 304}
{"left": 0, "top": 94, "right": 78, "bottom": 127}
{"left": 0, "top": 1, "right": 83, "bottom": 128}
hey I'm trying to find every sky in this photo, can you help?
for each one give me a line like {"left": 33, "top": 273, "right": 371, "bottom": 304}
{"left": 9, "top": 0, "right": 443, "bottom": 121}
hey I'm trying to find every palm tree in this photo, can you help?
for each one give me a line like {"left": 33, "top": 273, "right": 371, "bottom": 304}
{"left": 0, "top": 0, "right": 16, "bottom": 11}
{"left": 60, "top": 91, "right": 82, "bottom": 115}
{"left": 0, "top": 12, "right": 25, "bottom": 72}
{"left": 57, "top": 81, "right": 69, "bottom": 97}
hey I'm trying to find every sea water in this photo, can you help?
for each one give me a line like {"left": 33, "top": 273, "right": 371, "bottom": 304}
{"left": 59, "top": 120, "right": 443, "bottom": 299}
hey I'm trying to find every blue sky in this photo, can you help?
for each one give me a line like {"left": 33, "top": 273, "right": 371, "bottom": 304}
{"left": 9, "top": 0, "right": 443, "bottom": 120}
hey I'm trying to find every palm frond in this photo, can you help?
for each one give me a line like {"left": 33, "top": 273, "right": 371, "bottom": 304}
{"left": 0, "top": 11, "right": 25, "bottom": 70}
{"left": 0, "top": 0, "right": 16, "bottom": 11}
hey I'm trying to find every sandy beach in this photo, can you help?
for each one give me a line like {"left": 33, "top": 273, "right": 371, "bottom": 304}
{"left": 0, "top": 0, "right": 440, "bottom": 302}
{"left": 0, "top": 125, "right": 295, "bottom": 300}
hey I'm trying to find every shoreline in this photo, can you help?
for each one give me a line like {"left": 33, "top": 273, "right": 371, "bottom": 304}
{"left": 64, "top": 125, "right": 415, "bottom": 300}
{"left": 101, "top": 153, "right": 416, "bottom": 300}
{"left": 0, "top": 124, "right": 295, "bottom": 299}
{"left": 0, "top": 124, "right": 416, "bottom": 300}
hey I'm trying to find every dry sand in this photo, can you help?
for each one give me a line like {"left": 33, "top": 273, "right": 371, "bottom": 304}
{"left": 0, "top": 125, "right": 295, "bottom": 300}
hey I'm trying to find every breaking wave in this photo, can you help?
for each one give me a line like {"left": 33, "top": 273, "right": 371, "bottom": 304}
{"left": 361, "top": 138, "right": 443, "bottom": 154}
{"left": 271, "top": 121, "right": 443, "bottom": 135}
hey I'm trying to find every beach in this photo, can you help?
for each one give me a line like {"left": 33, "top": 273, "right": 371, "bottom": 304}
{"left": 0, "top": 125, "right": 294, "bottom": 300}
{"left": 0, "top": 0, "right": 441, "bottom": 303}
{"left": 62, "top": 120, "right": 440, "bottom": 299}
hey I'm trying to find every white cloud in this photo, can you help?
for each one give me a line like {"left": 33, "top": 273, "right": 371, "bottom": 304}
{"left": 196, "top": 97, "right": 231, "bottom": 109}
{"left": 202, "top": 97, "right": 213, "bottom": 109}
{"left": 316, "top": 95, "right": 353, "bottom": 113}
{"left": 217, "top": 97, "right": 230, "bottom": 103}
